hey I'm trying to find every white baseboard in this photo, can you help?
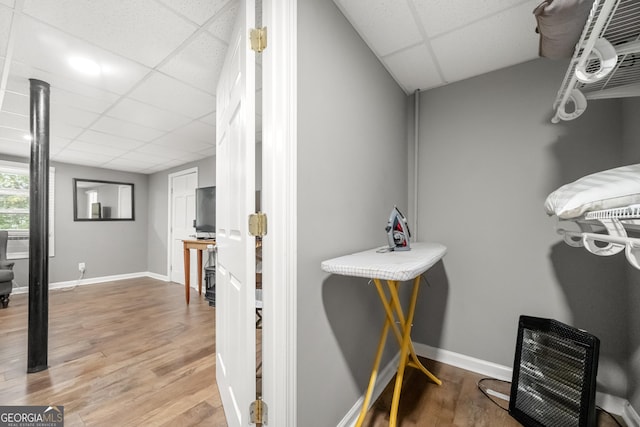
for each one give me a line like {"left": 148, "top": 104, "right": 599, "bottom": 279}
{"left": 413, "top": 342, "right": 513, "bottom": 381}
{"left": 595, "top": 392, "right": 640, "bottom": 427}
{"left": 339, "top": 342, "right": 639, "bottom": 427}
{"left": 12, "top": 271, "right": 171, "bottom": 294}
{"left": 623, "top": 399, "right": 640, "bottom": 427}
{"left": 144, "top": 272, "right": 170, "bottom": 282}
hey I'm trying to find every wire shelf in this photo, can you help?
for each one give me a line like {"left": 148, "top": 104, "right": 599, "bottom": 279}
{"left": 552, "top": 0, "right": 640, "bottom": 122}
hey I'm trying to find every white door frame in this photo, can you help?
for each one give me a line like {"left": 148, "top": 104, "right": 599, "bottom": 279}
{"left": 167, "top": 167, "right": 199, "bottom": 283}
{"left": 262, "top": 0, "right": 297, "bottom": 425}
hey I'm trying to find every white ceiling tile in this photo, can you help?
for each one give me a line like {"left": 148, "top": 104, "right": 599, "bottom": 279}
{"left": 162, "top": 157, "right": 196, "bottom": 168}
{"left": 102, "top": 156, "right": 157, "bottom": 170}
{"left": 200, "top": 112, "right": 216, "bottom": 126}
{"left": 2, "top": 0, "right": 560, "bottom": 173}
{"left": 198, "top": 145, "right": 215, "bottom": 156}
{"left": 141, "top": 164, "right": 164, "bottom": 174}
{"left": 178, "top": 153, "right": 203, "bottom": 163}
{"left": 107, "top": 98, "right": 192, "bottom": 132}
{"left": 0, "top": 138, "right": 29, "bottom": 157}
{"left": 2, "top": 73, "right": 25, "bottom": 95}
{"left": 0, "top": 126, "right": 28, "bottom": 141}
{"left": 98, "top": 162, "right": 145, "bottom": 173}
{"left": 91, "top": 116, "right": 165, "bottom": 142}
{"left": 51, "top": 121, "right": 84, "bottom": 140}
{"left": 76, "top": 130, "right": 146, "bottom": 150}
{"left": 51, "top": 104, "right": 100, "bottom": 128}
{"left": 136, "top": 142, "right": 192, "bottom": 158}
{"left": 177, "top": 139, "right": 211, "bottom": 153}
{"left": 11, "top": 17, "right": 151, "bottom": 95}
{"left": 335, "top": 0, "right": 423, "bottom": 56}
{"left": 0, "top": 111, "right": 28, "bottom": 131}
{"left": 172, "top": 120, "right": 215, "bottom": 144}
{"left": 156, "top": 0, "right": 230, "bottom": 26}
{"left": 1, "top": 90, "right": 27, "bottom": 115}
{"left": 128, "top": 72, "right": 216, "bottom": 118}
{"left": 50, "top": 136, "right": 70, "bottom": 154}
{"left": 65, "top": 140, "right": 128, "bottom": 157}
{"left": 0, "top": 7, "right": 12, "bottom": 57}
{"left": 151, "top": 132, "right": 210, "bottom": 152}
{"left": 117, "top": 149, "right": 173, "bottom": 164}
{"left": 159, "top": 31, "right": 227, "bottom": 95}
{"left": 383, "top": 45, "right": 444, "bottom": 92}
{"left": 412, "top": 0, "right": 534, "bottom": 37}
{"left": 7, "top": 64, "right": 123, "bottom": 109}
{"left": 50, "top": 86, "right": 117, "bottom": 115}
{"left": 206, "top": 2, "right": 238, "bottom": 43}
{"left": 22, "top": 0, "right": 197, "bottom": 68}
{"left": 52, "top": 149, "right": 107, "bottom": 166}
{"left": 430, "top": 2, "right": 539, "bottom": 83}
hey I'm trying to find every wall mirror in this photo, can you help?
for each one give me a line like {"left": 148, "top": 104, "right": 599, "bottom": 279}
{"left": 73, "top": 178, "right": 135, "bottom": 221}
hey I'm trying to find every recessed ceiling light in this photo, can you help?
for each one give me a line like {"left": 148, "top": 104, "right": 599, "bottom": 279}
{"left": 68, "top": 56, "right": 102, "bottom": 76}
{"left": 23, "top": 134, "right": 32, "bottom": 141}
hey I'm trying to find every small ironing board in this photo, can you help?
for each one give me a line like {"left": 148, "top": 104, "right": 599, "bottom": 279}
{"left": 321, "top": 242, "right": 447, "bottom": 427}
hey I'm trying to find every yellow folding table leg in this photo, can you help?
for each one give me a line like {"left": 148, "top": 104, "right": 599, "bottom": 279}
{"left": 384, "top": 278, "right": 442, "bottom": 387}
{"left": 355, "top": 311, "right": 392, "bottom": 427}
{"left": 375, "top": 277, "right": 441, "bottom": 427}
{"left": 360, "top": 277, "right": 442, "bottom": 427}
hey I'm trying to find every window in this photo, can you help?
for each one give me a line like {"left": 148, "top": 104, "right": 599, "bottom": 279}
{"left": 0, "top": 160, "right": 55, "bottom": 259}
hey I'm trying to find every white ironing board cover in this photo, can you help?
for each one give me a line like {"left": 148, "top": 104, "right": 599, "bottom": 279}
{"left": 321, "top": 242, "right": 447, "bottom": 281}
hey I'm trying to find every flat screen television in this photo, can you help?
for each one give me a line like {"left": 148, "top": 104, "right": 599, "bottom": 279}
{"left": 195, "top": 186, "right": 215, "bottom": 238}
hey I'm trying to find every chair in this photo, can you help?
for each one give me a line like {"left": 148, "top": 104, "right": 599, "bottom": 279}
{"left": 0, "top": 230, "right": 15, "bottom": 308}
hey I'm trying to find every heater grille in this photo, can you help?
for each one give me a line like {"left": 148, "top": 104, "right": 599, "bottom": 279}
{"left": 509, "top": 316, "right": 599, "bottom": 427}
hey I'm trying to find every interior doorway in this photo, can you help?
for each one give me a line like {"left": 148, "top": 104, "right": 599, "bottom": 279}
{"left": 168, "top": 167, "right": 198, "bottom": 285}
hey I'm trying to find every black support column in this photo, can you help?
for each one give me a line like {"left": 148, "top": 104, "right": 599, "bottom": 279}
{"left": 27, "top": 79, "right": 50, "bottom": 373}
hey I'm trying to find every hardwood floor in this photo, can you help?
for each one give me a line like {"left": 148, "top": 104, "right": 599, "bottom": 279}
{"left": 362, "top": 358, "right": 626, "bottom": 427}
{"left": 0, "top": 277, "right": 227, "bottom": 426}
{"left": 0, "top": 278, "right": 627, "bottom": 426}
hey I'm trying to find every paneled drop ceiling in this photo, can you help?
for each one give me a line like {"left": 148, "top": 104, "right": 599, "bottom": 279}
{"left": 0, "top": 0, "right": 239, "bottom": 174}
{"left": 333, "top": 0, "right": 542, "bottom": 94}
{"left": 0, "top": 0, "right": 543, "bottom": 174}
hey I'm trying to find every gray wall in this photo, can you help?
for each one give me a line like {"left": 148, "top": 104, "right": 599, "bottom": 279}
{"left": 297, "top": 0, "right": 409, "bottom": 425}
{"left": 146, "top": 155, "right": 215, "bottom": 276}
{"left": 0, "top": 155, "right": 149, "bottom": 286}
{"left": 622, "top": 97, "right": 640, "bottom": 411}
{"left": 412, "top": 58, "right": 630, "bottom": 398}
{"left": 2, "top": 151, "right": 214, "bottom": 285}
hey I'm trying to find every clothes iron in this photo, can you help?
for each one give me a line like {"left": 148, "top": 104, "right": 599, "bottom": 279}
{"left": 386, "top": 206, "right": 411, "bottom": 251}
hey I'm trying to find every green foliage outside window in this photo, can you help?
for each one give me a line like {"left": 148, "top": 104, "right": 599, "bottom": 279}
{"left": 0, "top": 172, "right": 29, "bottom": 190}
{"left": 0, "top": 172, "right": 30, "bottom": 230}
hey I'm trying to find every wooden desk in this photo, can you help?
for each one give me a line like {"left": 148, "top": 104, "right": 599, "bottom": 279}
{"left": 182, "top": 239, "right": 215, "bottom": 304}
{"left": 321, "top": 242, "right": 447, "bottom": 427}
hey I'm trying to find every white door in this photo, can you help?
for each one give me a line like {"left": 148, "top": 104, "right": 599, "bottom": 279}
{"left": 215, "top": 0, "right": 256, "bottom": 425}
{"left": 169, "top": 169, "right": 198, "bottom": 284}
{"left": 118, "top": 185, "right": 132, "bottom": 218}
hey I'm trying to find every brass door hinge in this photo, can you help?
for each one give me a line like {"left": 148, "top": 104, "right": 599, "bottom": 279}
{"left": 249, "top": 212, "right": 267, "bottom": 237}
{"left": 250, "top": 27, "right": 267, "bottom": 53}
{"left": 249, "top": 399, "right": 268, "bottom": 424}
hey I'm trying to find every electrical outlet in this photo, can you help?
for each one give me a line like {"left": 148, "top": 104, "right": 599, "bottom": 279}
{"left": 78, "top": 262, "right": 85, "bottom": 272}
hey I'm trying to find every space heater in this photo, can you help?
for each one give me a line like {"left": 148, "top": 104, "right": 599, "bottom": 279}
{"left": 509, "top": 316, "right": 600, "bottom": 427}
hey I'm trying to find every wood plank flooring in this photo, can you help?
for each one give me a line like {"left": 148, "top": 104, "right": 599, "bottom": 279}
{"left": 361, "top": 357, "right": 626, "bottom": 427}
{"left": 0, "top": 278, "right": 627, "bottom": 426}
{"left": 0, "top": 277, "right": 227, "bottom": 426}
